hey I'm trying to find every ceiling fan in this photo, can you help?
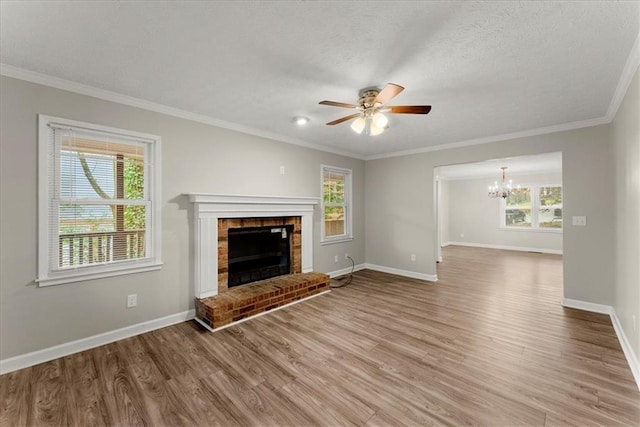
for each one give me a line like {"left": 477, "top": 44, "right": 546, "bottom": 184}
{"left": 319, "top": 83, "right": 431, "bottom": 136}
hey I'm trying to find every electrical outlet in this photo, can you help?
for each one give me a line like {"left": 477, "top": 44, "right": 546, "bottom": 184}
{"left": 345, "top": 253, "right": 349, "bottom": 260}
{"left": 279, "top": 165, "right": 285, "bottom": 175}
{"left": 334, "top": 255, "right": 339, "bottom": 263}
{"left": 410, "top": 254, "right": 416, "bottom": 261}
{"left": 127, "top": 294, "right": 137, "bottom": 308}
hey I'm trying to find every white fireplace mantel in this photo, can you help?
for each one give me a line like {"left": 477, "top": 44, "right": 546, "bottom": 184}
{"left": 186, "top": 193, "right": 319, "bottom": 299}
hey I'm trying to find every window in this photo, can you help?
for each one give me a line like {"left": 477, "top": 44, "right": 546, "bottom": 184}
{"left": 505, "top": 187, "right": 532, "bottom": 227}
{"left": 321, "top": 165, "right": 352, "bottom": 243}
{"left": 38, "top": 115, "right": 162, "bottom": 286}
{"left": 502, "top": 184, "right": 562, "bottom": 230}
{"left": 538, "top": 186, "right": 563, "bottom": 228}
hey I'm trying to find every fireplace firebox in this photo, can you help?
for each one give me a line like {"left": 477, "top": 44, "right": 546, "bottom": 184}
{"left": 227, "top": 225, "right": 293, "bottom": 288}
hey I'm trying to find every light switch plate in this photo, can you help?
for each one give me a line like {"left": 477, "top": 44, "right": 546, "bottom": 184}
{"left": 572, "top": 216, "right": 587, "bottom": 226}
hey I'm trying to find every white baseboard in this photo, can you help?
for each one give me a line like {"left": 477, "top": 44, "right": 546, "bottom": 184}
{"left": 562, "top": 298, "right": 639, "bottom": 391}
{"left": 562, "top": 298, "right": 613, "bottom": 315}
{"left": 194, "top": 289, "right": 331, "bottom": 332}
{"left": 364, "top": 263, "right": 437, "bottom": 282}
{"left": 446, "top": 241, "right": 563, "bottom": 255}
{"left": 610, "top": 311, "right": 640, "bottom": 391}
{"left": 326, "top": 263, "right": 366, "bottom": 278}
{"left": 0, "top": 309, "right": 196, "bottom": 375}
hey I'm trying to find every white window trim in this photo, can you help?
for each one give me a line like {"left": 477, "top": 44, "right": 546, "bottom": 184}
{"left": 500, "top": 183, "right": 562, "bottom": 233}
{"left": 320, "top": 165, "right": 353, "bottom": 244}
{"left": 37, "top": 115, "right": 163, "bottom": 286}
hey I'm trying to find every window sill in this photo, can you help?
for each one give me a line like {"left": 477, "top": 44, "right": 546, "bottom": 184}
{"left": 37, "top": 261, "right": 163, "bottom": 287}
{"left": 320, "top": 237, "right": 354, "bottom": 246}
{"left": 499, "top": 226, "right": 562, "bottom": 234}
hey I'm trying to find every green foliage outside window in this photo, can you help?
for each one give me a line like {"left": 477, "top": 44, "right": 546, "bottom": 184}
{"left": 323, "top": 171, "right": 347, "bottom": 237}
{"left": 123, "top": 159, "right": 145, "bottom": 231}
{"left": 538, "top": 186, "right": 562, "bottom": 228}
{"left": 323, "top": 176, "right": 345, "bottom": 220}
{"left": 73, "top": 153, "right": 145, "bottom": 232}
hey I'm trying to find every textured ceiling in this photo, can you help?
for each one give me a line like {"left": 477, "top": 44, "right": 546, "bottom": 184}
{"left": 1, "top": 1, "right": 638, "bottom": 159}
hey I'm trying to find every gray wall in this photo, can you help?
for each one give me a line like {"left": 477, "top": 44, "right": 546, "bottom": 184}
{"left": 0, "top": 76, "right": 365, "bottom": 359}
{"left": 612, "top": 68, "right": 640, "bottom": 361}
{"left": 443, "top": 172, "right": 563, "bottom": 252}
{"left": 366, "top": 124, "right": 614, "bottom": 304}
{"left": 1, "top": 71, "right": 635, "bottom": 364}
{"left": 437, "top": 178, "right": 450, "bottom": 250}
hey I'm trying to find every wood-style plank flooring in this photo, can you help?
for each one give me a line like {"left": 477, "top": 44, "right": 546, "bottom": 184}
{"left": 1, "top": 246, "right": 638, "bottom": 426}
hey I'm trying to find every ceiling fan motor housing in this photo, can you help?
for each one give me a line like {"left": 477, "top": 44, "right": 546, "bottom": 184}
{"left": 358, "top": 89, "right": 381, "bottom": 110}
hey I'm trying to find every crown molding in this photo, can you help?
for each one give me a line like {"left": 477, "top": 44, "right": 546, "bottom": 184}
{"left": 364, "top": 116, "right": 609, "bottom": 161}
{"left": 366, "top": 31, "right": 639, "bottom": 161}
{"left": 3, "top": 31, "right": 638, "bottom": 164}
{"left": 0, "top": 64, "right": 365, "bottom": 160}
{"left": 606, "top": 31, "right": 640, "bottom": 121}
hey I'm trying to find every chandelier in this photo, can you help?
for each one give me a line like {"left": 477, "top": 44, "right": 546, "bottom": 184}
{"left": 488, "top": 167, "right": 518, "bottom": 199}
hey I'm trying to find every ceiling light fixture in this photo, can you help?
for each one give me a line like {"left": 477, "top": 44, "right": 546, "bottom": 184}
{"left": 373, "top": 112, "right": 388, "bottom": 128}
{"left": 294, "top": 116, "right": 309, "bottom": 126}
{"left": 488, "top": 167, "right": 519, "bottom": 198}
{"left": 350, "top": 116, "right": 366, "bottom": 134}
{"left": 319, "top": 83, "right": 431, "bottom": 136}
{"left": 350, "top": 114, "right": 388, "bottom": 136}
{"left": 369, "top": 120, "right": 385, "bottom": 136}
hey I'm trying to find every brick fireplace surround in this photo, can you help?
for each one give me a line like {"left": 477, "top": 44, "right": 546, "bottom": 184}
{"left": 217, "top": 216, "right": 302, "bottom": 293}
{"left": 187, "top": 194, "right": 330, "bottom": 330}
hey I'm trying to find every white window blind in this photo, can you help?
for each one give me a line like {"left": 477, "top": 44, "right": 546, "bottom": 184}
{"left": 38, "top": 116, "right": 162, "bottom": 286}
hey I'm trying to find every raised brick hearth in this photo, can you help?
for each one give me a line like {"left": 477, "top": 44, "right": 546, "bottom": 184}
{"left": 195, "top": 272, "right": 330, "bottom": 330}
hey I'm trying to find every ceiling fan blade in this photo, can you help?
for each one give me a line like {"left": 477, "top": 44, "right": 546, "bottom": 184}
{"left": 326, "top": 113, "right": 361, "bottom": 126}
{"left": 319, "top": 100, "right": 358, "bottom": 109}
{"left": 389, "top": 105, "right": 432, "bottom": 114}
{"left": 374, "top": 83, "right": 404, "bottom": 105}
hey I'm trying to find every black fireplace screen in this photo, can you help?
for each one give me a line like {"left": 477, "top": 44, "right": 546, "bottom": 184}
{"left": 227, "top": 225, "right": 293, "bottom": 288}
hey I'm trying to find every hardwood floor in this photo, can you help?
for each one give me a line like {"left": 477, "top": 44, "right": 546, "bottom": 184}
{"left": 1, "top": 246, "right": 638, "bottom": 426}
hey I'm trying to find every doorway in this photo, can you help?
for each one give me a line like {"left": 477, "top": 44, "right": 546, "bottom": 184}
{"left": 435, "top": 152, "right": 563, "bottom": 265}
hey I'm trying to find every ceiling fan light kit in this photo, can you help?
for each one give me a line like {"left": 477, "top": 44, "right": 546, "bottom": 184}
{"left": 369, "top": 120, "right": 385, "bottom": 136}
{"left": 373, "top": 112, "right": 388, "bottom": 128}
{"left": 350, "top": 115, "right": 387, "bottom": 136}
{"left": 350, "top": 117, "right": 366, "bottom": 134}
{"left": 319, "top": 83, "right": 431, "bottom": 136}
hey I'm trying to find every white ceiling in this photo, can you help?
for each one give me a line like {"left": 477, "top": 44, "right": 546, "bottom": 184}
{"left": 437, "top": 152, "right": 562, "bottom": 180}
{"left": 1, "top": 1, "right": 638, "bottom": 159}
